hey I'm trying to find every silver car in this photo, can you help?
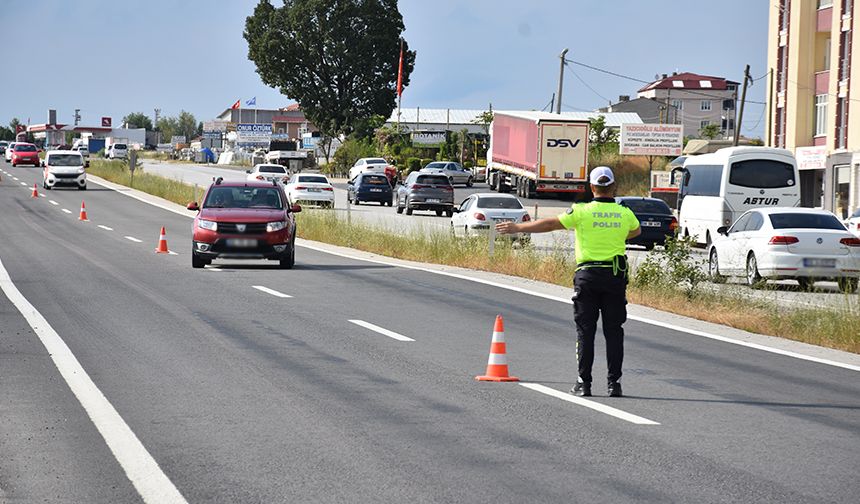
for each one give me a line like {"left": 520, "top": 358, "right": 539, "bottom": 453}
{"left": 396, "top": 172, "right": 454, "bottom": 216}
{"left": 421, "top": 161, "right": 473, "bottom": 187}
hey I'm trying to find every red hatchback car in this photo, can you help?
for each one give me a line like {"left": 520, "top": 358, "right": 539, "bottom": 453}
{"left": 187, "top": 178, "right": 301, "bottom": 269}
{"left": 11, "top": 143, "right": 40, "bottom": 166}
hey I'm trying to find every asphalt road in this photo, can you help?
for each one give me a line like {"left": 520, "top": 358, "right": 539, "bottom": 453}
{"left": 2, "top": 158, "right": 859, "bottom": 503}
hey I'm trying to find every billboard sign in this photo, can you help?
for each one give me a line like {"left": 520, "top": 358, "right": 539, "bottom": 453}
{"left": 411, "top": 131, "right": 446, "bottom": 146}
{"left": 101, "top": 117, "right": 112, "bottom": 127}
{"left": 620, "top": 123, "right": 683, "bottom": 156}
{"left": 203, "top": 120, "right": 228, "bottom": 132}
{"left": 236, "top": 123, "right": 272, "bottom": 147}
{"left": 171, "top": 136, "right": 186, "bottom": 145}
{"left": 795, "top": 146, "right": 827, "bottom": 170}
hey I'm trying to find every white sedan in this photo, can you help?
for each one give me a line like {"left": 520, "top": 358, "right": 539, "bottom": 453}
{"left": 450, "top": 193, "right": 530, "bottom": 239}
{"left": 246, "top": 163, "right": 289, "bottom": 183}
{"left": 285, "top": 173, "right": 335, "bottom": 207}
{"left": 846, "top": 208, "right": 860, "bottom": 238}
{"left": 5, "top": 142, "right": 18, "bottom": 161}
{"left": 708, "top": 207, "right": 860, "bottom": 293}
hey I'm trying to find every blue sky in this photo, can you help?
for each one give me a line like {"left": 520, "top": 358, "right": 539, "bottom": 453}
{"left": 1, "top": 0, "right": 769, "bottom": 137}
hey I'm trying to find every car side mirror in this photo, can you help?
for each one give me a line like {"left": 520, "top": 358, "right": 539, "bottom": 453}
{"left": 717, "top": 226, "right": 728, "bottom": 236}
{"left": 452, "top": 207, "right": 460, "bottom": 213}
{"left": 186, "top": 202, "right": 199, "bottom": 211}
{"left": 245, "top": 170, "right": 251, "bottom": 174}
{"left": 290, "top": 204, "right": 302, "bottom": 213}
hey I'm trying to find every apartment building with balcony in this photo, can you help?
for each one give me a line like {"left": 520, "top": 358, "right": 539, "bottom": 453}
{"left": 768, "top": 0, "right": 860, "bottom": 218}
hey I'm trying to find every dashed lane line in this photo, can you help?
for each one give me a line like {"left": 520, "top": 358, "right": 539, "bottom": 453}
{"left": 252, "top": 285, "right": 293, "bottom": 298}
{"left": 348, "top": 320, "right": 415, "bottom": 342}
{"left": 49, "top": 200, "right": 58, "bottom": 205}
{"left": 61, "top": 209, "right": 72, "bottom": 214}
{"left": 98, "top": 225, "right": 114, "bottom": 231}
{"left": 519, "top": 383, "right": 660, "bottom": 426}
{"left": 124, "top": 236, "right": 143, "bottom": 243}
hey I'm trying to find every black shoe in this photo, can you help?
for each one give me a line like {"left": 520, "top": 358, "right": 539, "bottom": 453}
{"left": 570, "top": 382, "right": 591, "bottom": 397}
{"left": 607, "top": 382, "right": 623, "bottom": 397}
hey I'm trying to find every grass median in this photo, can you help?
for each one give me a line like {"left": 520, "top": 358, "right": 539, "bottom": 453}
{"left": 87, "top": 159, "right": 860, "bottom": 354}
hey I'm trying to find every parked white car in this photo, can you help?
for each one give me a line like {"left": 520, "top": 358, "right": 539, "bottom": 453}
{"left": 42, "top": 150, "right": 87, "bottom": 190}
{"left": 845, "top": 208, "right": 860, "bottom": 238}
{"left": 348, "top": 157, "right": 388, "bottom": 181}
{"left": 450, "top": 193, "right": 530, "bottom": 239}
{"left": 246, "top": 163, "right": 289, "bottom": 183}
{"left": 708, "top": 207, "right": 860, "bottom": 292}
{"left": 285, "top": 173, "right": 334, "bottom": 207}
{"left": 106, "top": 143, "right": 128, "bottom": 160}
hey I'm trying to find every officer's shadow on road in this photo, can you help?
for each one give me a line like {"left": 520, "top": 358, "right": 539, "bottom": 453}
{"left": 208, "top": 263, "right": 394, "bottom": 271}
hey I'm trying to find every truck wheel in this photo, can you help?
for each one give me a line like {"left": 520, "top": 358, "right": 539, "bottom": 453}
{"left": 405, "top": 207, "right": 413, "bottom": 215}
{"left": 525, "top": 181, "right": 535, "bottom": 199}
{"left": 436, "top": 209, "right": 443, "bottom": 216}
{"left": 446, "top": 208, "right": 454, "bottom": 218}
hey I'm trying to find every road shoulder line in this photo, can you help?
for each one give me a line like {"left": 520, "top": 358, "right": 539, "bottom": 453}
{"left": 519, "top": 383, "right": 660, "bottom": 425}
{"left": 0, "top": 256, "right": 188, "bottom": 504}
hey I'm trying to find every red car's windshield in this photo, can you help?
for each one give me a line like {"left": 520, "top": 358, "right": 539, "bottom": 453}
{"left": 204, "top": 186, "right": 283, "bottom": 209}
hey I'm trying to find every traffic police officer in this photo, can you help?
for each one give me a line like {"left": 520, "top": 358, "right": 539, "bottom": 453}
{"left": 496, "top": 166, "right": 640, "bottom": 397}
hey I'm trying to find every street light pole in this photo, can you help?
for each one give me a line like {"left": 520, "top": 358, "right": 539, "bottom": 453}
{"left": 555, "top": 48, "right": 569, "bottom": 114}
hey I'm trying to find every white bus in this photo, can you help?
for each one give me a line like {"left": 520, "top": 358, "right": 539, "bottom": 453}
{"left": 672, "top": 147, "right": 800, "bottom": 247}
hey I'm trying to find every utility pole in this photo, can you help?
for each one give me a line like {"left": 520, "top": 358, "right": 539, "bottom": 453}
{"left": 766, "top": 68, "right": 774, "bottom": 147}
{"left": 74, "top": 109, "right": 81, "bottom": 126}
{"left": 154, "top": 108, "right": 161, "bottom": 145}
{"left": 733, "top": 64, "right": 751, "bottom": 146}
{"left": 549, "top": 92, "right": 555, "bottom": 113}
{"left": 555, "top": 48, "right": 569, "bottom": 114}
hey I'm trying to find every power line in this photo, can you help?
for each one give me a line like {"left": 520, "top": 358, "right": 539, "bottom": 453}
{"left": 744, "top": 102, "right": 767, "bottom": 131}
{"left": 565, "top": 58, "right": 766, "bottom": 105}
{"left": 564, "top": 62, "right": 612, "bottom": 104}
{"left": 561, "top": 102, "right": 595, "bottom": 112}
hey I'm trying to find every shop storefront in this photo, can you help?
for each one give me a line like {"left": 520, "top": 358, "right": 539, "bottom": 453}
{"left": 826, "top": 151, "right": 860, "bottom": 220}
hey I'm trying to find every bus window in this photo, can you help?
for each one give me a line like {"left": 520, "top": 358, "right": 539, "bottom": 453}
{"left": 729, "top": 160, "right": 795, "bottom": 189}
{"left": 683, "top": 165, "right": 722, "bottom": 197}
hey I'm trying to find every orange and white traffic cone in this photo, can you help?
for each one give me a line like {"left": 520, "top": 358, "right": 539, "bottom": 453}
{"left": 475, "top": 315, "right": 519, "bottom": 382}
{"left": 31, "top": 184, "right": 39, "bottom": 198}
{"left": 78, "top": 201, "right": 89, "bottom": 221}
{"left": 155, "top": 226, "right": 170, "bottom": 254}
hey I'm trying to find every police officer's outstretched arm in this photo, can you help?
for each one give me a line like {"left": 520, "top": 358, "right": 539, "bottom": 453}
{"left": 496, "top": 217, "right": 565, "bottom": 235}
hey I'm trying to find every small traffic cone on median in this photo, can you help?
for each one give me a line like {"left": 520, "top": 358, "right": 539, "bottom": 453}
{"left": 78, "top": 201, "right": 89, "bottom": 221}
{"left": 155, "top": 226, "right": 170, "bottom": 254}
{"left": 31, "top": 184, "right": 39, "bottom": 198}
{"left": 476, "top": 315, "right": 519, "bottom": 382}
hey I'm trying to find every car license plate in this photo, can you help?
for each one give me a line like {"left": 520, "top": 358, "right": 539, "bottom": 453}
{"left": 427, "top": 198, "right": 441, "bottom": 203}
{"left": 370, "top": 188, "right": 382, "bottom": 192}
{"left": 308, "top": 188, "right": 321, "bottom": 192}
{"left": 641, "top": 221, "right": 661, "bottom": 227}
{"left": 803, "top": 258, "right": 836, "bottom": 268}
{"left": 227, "top": 238, "right": 257, "bottom": 248}
{"left": 494, "top": 218, "right": 513, "bottom": 223}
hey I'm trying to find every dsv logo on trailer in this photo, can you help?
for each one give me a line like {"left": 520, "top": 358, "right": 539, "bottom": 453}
{"left": 546, "top": 138, "right": 580, "bottom": 148}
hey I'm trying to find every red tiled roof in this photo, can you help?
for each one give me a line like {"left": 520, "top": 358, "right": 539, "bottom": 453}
{"left": 638, "top": 72, "right": 739, "bottom": 92}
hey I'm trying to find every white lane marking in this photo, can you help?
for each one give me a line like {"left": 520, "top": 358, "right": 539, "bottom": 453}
{"left": 300, "top": 244, "right": 860, "bottom": 373}
{"left": 348, "top": 320, "right": 414, "bottom": 342}
{"left": 98, "top": 225, "right": 114, "bottom": 231}
{"left": 168, "top": 251, "right": 178, "bottom": 256}
{"left": 520, "top": 383, "right": 660, "bottom": 425}
{"left": 0, "top": 257, "right": 189, "bottom": 503}
{"left": 124, "top": 236, "right": 143, "bottom": 243}
{"left": 61, "top": 209, "right": 72, "bottom": 214}
{"left": 252, "top": 285, "right": 293, "bottom": 298}
{"left": 12, "top": 176, "right": 18, "bottom": 181}
{"left": 40, "top": 193, "right": 46, "bottom": 198}
{"left": 19, "top": 181, "right": 27, "bottom": 186}
{"left": 94, "top": 172, "right": 860, "bottom": 372}
{"left": 49, "top": 200, "right": 59, "bottom": 206}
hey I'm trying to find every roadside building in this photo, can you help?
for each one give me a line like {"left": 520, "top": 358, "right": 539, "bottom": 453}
{"left": 386, "top": 108, "right": 642, "bottom": 134}
{"left": 767, "top": 0, "right": 859, "bottom": 218}
{"left": 635, "top": 72, "right": 739, "bottom": 140}
{"left": 215, "top": 103, "right": 317, "bottom": 140}
{"left": 599, "top": 96, "right": 681, "bottom": 129}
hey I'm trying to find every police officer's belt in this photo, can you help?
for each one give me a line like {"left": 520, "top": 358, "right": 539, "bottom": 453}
{"left": 576, "top": 261, "right": 614, "bottom": 268}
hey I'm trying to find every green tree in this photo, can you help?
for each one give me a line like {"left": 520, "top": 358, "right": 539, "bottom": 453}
{"left": 122, "top": 112, "right": 153, "bottom": 131}
{"left": 9, "top": 118, "right": 22, "bottom": 135}
{"left": 244, "top": 0, "right": 416, "bottom": 144}
{"left": 589, "top": 115, "right": 619, "bottom": 149}
{"left": 177, "top": 110, "right": 198, "bottom": 141}
{"left": 471, "top": 110, "right": 493, "bottom": 134}
{"left": 699, "top": 123, "right": 721, "bottom": 139}
{"left": 0, "top": 126, "right": 13, "bottom": 141}
{"left": 157, "top": 116, "right": 179, "bottom": 142}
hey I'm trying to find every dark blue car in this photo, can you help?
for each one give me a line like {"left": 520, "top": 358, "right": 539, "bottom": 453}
{"left": 616, "top": 197, "right": 678, "bottom": 249}
{"left": 347, "top": 173, "right": 393, "bottom": 206}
